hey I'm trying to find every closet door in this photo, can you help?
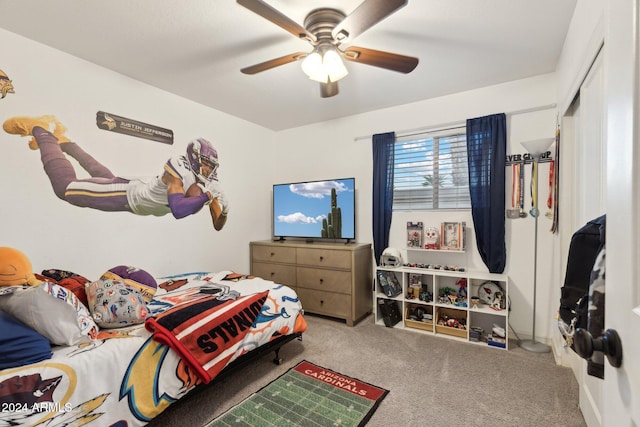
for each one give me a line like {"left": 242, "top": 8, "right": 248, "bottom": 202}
{"left": 602, "top": 1, "right": 640, "bottom": 425}
{"left": 575, "top": 49, "right": 606, "bottom": 226}
{"left": 563, "top": 47, "right": 605, "bottom": 427}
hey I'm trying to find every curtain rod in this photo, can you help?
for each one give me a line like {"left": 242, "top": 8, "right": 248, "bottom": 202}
{"left": 354, "top": 103, "right": 557, "bottom": 141}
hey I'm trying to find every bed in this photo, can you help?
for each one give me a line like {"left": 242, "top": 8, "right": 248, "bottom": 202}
{"left": 0, "top": 270, "right": 306, "bottom": 426}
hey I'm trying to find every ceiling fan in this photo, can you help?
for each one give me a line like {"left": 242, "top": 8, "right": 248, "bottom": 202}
{"left": 237, "top": 0, "right": 419, "bottom": 97}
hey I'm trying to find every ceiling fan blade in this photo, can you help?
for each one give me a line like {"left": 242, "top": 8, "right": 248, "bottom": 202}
{"left": 332, "top": 0, "right": 407, "bottom": 42}
{"left": 343, "top": 46, "right": 418, "bottom": 73}
{"left": 237, "top": 0, "right": 316, "bottom": 42}
{"left": 320, "top": 81, "right": 339, "bottom": 98}
{"left": 241, "top": 52, "right": 307, "bottom": 75}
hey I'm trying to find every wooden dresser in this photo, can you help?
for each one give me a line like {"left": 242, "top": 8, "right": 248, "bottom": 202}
{"left": 250, "top": 240, "right": 373, "bottom": 326}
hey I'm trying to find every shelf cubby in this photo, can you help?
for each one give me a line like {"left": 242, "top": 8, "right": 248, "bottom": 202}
{"left": 373, "top": 265, "right": 509, "bottom": 350}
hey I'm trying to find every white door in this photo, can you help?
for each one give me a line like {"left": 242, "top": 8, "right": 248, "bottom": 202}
{"left": 570, "top": 47, "right": 606, "bottom": 427}
{"left": 603, "top": 1, "right": 640, "bottom": 425}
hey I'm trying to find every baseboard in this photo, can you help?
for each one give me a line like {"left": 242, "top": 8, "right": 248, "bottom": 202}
{"left": 551, "top": 329, "right": 572, "bottom": 367}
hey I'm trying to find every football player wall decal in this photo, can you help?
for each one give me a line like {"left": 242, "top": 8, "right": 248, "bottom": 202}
{"left": 3, "top": 115, "right": 228, "bottom": 231}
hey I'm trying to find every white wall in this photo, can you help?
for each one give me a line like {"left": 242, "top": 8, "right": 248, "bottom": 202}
{"left": 272, "top": 74, "right": 558, "bottom": 340}
{"left": 0, "top": 28, "right": 276, "bottom": 279}
{"left": 2, "top": 20, "right": 585, "bottom": 344}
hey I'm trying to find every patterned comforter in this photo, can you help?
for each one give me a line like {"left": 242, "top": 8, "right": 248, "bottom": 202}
{"left": 0, "top": 271, "right": 306, "bottom": 426}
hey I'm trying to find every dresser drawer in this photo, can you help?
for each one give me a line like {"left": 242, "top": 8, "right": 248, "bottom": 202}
{"left": 297, "top": 267, "right": 351, "bottom": 294}
{"left": 251, "top": 262, "right": 296, "bottom": 286}
{"left": 296, "top": 288, "right": 351, "bottom": 319}
{"left": 296, "top": 248, "right": 352, "bottom": 269}
{"left": 251, "top": 245, "right": 296, "bottom": 264}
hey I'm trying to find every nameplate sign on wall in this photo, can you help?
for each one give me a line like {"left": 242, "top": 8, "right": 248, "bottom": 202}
{"left": 505, "top": 151, "right": 552, "bottom": 166}
{"left": 96, "top": 111, "right": 174, "bottom": 145}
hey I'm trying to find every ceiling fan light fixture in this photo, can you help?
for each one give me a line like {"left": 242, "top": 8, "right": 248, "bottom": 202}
{"left": 238, "top": 1, "right": 419, "bottom": 97}
{"left": 323, "top": 48, "right": 349, "bottom": 82}
{"left": 301, "top": 50, "right": 327, "bottom": 82}
{"left": 301, "top": 46, "right": 348, "bottom": 83}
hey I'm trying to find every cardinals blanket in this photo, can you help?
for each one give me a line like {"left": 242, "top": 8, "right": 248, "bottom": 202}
{"left": 0, "top": 271, "right": 306, "bottom": 426}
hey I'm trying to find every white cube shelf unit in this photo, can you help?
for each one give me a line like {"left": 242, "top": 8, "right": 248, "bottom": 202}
{"left": 374, "top": 265, "right": 509, "bottom": 350}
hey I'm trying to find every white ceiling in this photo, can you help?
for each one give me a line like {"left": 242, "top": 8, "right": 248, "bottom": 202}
{"left": 0, "top": 0, "right": 576, "bottom": 131}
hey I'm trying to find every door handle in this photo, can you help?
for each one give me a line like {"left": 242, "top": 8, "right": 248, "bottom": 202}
{"left": 573, "top": 328, "right": 623, "bottom": 368}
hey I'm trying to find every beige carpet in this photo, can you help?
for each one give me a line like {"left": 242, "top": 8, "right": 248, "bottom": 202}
{"left": 149, "top": 313, "right": 586, "bottom": 427}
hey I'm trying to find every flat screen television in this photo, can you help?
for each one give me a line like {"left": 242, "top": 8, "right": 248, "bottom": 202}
{"left": 272, "top": 178, "right": 355, "bottom": 242}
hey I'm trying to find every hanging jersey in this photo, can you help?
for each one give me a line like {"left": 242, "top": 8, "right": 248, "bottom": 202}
{"left": 126, "top": 155, "right": 197, "bottom": 216}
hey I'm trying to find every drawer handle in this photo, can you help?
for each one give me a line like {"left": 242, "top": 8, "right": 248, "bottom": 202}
{"left": 320, "top": 300, "right": 324, "bottom": 305}
{"left": 319, "top": 256, "right": 324, "bottom": 261}
{"left": 320, "top": 278, "right": 324, "bottom": 284}
{"left": 270, "top": 252, "right": 275, "bottom": 257}
{"left": 270, "top": 272, "right": 275, "bottom": 277}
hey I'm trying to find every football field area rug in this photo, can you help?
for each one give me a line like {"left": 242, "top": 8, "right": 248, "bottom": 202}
{"left": 206, "top": 360, "right": 389, "bottom": 427}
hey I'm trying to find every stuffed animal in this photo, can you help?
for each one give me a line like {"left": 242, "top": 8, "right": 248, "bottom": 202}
{"left": 0, "top": 247, "right": 42, "bottom": 286}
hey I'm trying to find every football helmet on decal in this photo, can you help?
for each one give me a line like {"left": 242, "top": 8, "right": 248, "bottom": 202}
{"left": 186, "top": 138, "right": 219, "bottom": 183}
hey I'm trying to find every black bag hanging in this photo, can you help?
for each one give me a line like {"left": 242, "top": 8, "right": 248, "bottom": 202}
{"left": 557, "top": 215, "right": 605, "bottom": 350}
{"left": 586, "top": 246, "right": 606, "bottom": 379}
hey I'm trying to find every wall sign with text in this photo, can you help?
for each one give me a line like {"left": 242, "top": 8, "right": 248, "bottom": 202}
{"left": 96, "top": 111, "right": 173, "bottom": 144}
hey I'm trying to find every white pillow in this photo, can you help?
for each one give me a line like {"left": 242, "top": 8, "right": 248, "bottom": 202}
{"left": 0, "top": 282, "right": 98, "bottom": 345}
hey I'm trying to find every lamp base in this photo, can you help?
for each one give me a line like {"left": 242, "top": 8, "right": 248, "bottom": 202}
{"left": 519, "top": 339, "right": 551, "bottom": 353}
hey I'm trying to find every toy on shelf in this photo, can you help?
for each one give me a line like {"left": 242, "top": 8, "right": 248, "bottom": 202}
{"left": 408, "top": 273, "right": 422, "bottom": 300}
{"left": 419, "top": 290, "right": 433, "bottom": 302}
{"left": 377, "top": 270, "right": 402, "bottom": 298}
{"left": 407, "top": 222, "right": 424, "bottom": 248}
{"left": 470, "top": 296, "right": 480, "bottom": 309}
{"left": 437, "top": 312, "right": 467, "bottom": 329}
{"left": 477, "top": 281, "right": 506, "bottom": 310}
{"left": 441, "top": 221, "right": 466, "bottom": 251}
{"left": 407, "top": 305, "right": 432, "bottom": 322}
{"left": 490, "top": 291, "right": 504, "bottom": 311}
{"left": 438, "top": 286, "right": 456, "bottom": 304}
{"left": 403, "top": 263, "right": 465, "bottom": 272}
{"left": 381, "top": 247, "right": 403, "bottom": 267}
{"left": 492, "top": 324, "right": 506, "bottom": 338}
{"left": 424, "top": 226, "right": 440, "bottom": 249}
{"left": 456, "top": 278, "right": 468, "bottom": 300}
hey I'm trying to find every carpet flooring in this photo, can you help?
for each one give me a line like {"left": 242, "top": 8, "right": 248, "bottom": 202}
{"left": 148, "top": 313, "right": 586, "bottom": 427}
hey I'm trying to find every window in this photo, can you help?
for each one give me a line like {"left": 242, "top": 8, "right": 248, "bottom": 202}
{"left": 393, "top": 127, "right": 470, "bottom": 210}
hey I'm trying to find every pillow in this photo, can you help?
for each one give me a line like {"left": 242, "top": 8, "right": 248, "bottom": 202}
{"left": 0, "top": 282, "right": 98, "bottom": 345}
{"left": 39, "top": 268, "right": 87, "bottom": 283}
{"left": 0, "top": 311, "right": 52, "bottom": 369}
{"left": 57, "top": 277, "right": 90, "bottom": 307}
{"left": 86, "top": 279, "right": 149, "bottom": 329}
{"left": 100, "top": 265, "right": 157, "bottom": 303}
{"left": 39, "top": 269, "right": 91, "bottom": 307}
